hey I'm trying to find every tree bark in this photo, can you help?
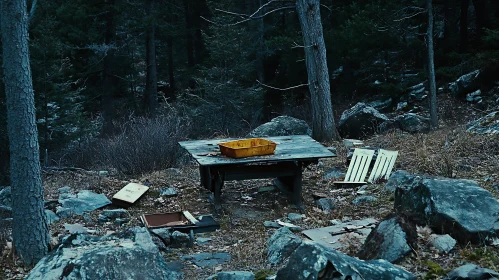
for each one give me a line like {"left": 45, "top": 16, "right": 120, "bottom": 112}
{"left": 102, "top": 0, "right": 117, "bottom": 136}
{"left": 472, "top": 0, "right": 489, "bottom": 42}
{"left": 144, "top": 0, "right": 158, "bottom": 116}
{"left": 255, "top": 0, "right": 265, "bottom": 83}
{"left": 183, "top": 0, "right": 195, "bottom": 67}
{"left": 443, "top": 0, "right": 459, "bottom": 51}
{"left": 459, "top": 0, "right": 470, "bottom": 52}
{"left": 295, "top": 0, "right": 340, "bottom": 142}
{"left": 0, "top": 0, "right": 49, "bottom": 265}
{"left": 427, "top": 0, "right": 438, "bottom": 129}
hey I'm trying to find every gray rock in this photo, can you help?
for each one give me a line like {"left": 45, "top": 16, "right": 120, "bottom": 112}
{"left": 0, "top": 205, "right": 12, "bottom": 219}
{"left": 182, "top": 252, "right": 231, "bottom": 268}
{"left": 322, "top": 168, "right": 346, "bottom": 180}
{"left": 394, "top": 113, "right": 430, "bottom": 133}
{"left": 264, "top": 221, "right": 281, "bottom": 229}
{"left": 315, "top": 198, "right": 336, "bottom": 213}
{"left": 0, "top": 186, "right": 11, "bottom": 207}
{"left": 58, "top": 186, "right": 71, "bottom": 194}
{"left": 196, "top": 237, "right": 212, "bottom": 245}
{"left": 58, "top": 190, "right": 111, "bottom": 216}
{"left": 338, "top": 103, "right": 389, "bottom": 139}
{"left": 467, "top": 111, "right": 499, "bottom": 135}
{"left": 170, "top": 231, "right": 191, "bottom": 248}
{"left": 45, "top": 210, "right": 59, "bottom": 224}
{"left": 466, "top": 89, "right": 482, "bottom": 103}
{"left": 449, "top": 70, "right": 480, "bottom": 96}
{"left": 56, "top": 207, "right": 74, "bottom": 219}
{"left": 207, "top": 271, "right": 255, "bottom": 280}
{"left": 102, "top": 209, "right": 129, "bottom": 219}
{"left": 151, "top": 228, "right": 172, "bottom": 244}
{"left": 385, "top": 170, "right": 411, "bottom": 193}
{"left": 352, "top": 196, "right": 377, "bottom": 205}
{"left": 368, "top": 98, "right": 393, "bottom": 112}
{"left": 397, "top": 102, "right": 408, "bottom": 111}
{"left": 258, "top": 186, "right": 277, "bottom": 193}
{"left": 394, "top": 174, "right": 499, "bottom": 244}
{"left": 64, "top": 223, "right": 89, "bottom": 234}
{"left": 165, "top": 261, "right": 183, "bottom": 273}
{"left": 407, "top": 83, "right": 427, "bottom": 102}
{"left": 160, "top": 187, "right": 178, "bottom": 197}
{"left": 98, "top": 214, "right": 109, "bottom": 224}
{"left": 431, "top": 234, "right": 456, "bottom": 254}
{"left": 114, "top": 218, "right": 129, "bottom": 226}
{"left": 287, "top": 213, "right": 303, "bottom": 222}
{"left": 98, "top": 171, "right": 109, "bottom": 176}
{"left": 248, "top": 116, "right": 312, "bottom": 137}
{"left": 357, "top": 216, "right": 415, "bottom": 263}
{"left": 267, "top": 227, "right": 302, "bottom": 265}
{"left": 276, "top": 241, "right": 415, "bottom": 280}
{"left": 26, "top": 227, "right": 182, "bottom": 280}
{"left": 444, "top": 263, "right": 499, "bottom": 280}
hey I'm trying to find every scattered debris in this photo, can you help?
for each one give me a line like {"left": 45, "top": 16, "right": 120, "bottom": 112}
{"left": 112, "top": 183, "right": 149, "bottom": 207}
{"left": 160, "top": 187, "right": 178, "bottom": 197}
{"left": 59, "top": 190, "right": 111, "bottom": 215}
{"left": 302, "top": 218, "right": 378, "bottom": 251}
{"left": 182, "top": 252, "right": 231, "bottom": 268}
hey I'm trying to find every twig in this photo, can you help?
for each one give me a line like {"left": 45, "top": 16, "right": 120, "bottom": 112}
{"left": 393, "top": 10, "right": 426, "bottom": 22}
{"left": 256, "top": 80, "right": 308, "bottom": 91}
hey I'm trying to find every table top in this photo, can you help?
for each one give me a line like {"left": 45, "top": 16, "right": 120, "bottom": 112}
{"left": 179, "top": 135, "right": 335, "bottom": 166}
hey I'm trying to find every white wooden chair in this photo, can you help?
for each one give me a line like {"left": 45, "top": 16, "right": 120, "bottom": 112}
{"left": 367, "top": 149, "right": 398, "bottom": 183}
{"left": 333, "top": 148, "right": 375, "bottom": 185}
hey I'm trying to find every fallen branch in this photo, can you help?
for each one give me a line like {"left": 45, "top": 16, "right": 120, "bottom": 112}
{"left": 256, "top": 80, "right": 308, "bottom": 91}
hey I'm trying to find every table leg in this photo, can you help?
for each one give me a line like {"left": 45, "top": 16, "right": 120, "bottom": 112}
{"left": 213, "top": 171, "right": 224, "bottom": 212}
{"left": 199, "top": 166, "right": 213, "bottom": 191}
{"left": 291, "top": 164, "right": 304, "bottom": 213}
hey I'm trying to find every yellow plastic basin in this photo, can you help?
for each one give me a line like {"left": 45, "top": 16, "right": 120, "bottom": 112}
{"left": 218, "top": 138, "right": 277, "bottom": 158}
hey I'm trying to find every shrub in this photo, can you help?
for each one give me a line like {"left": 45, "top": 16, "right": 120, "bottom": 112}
{"left": 70, "top": 114, "right": 190, "bottom": 175}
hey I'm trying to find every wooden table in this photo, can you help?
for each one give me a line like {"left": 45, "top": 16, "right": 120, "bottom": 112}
{"left": 179, "top": 135, "right": 335, "bottom": 211}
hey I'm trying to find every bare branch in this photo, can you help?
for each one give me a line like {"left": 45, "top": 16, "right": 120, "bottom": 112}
{"left": 393, "top": 10, "right": 426, "bottom": 22}
{"left": 204, "top": 0, "right": 295, "bottom": 26}
{"left": 291, "top": 41, "right": 315, "bottom": 49}
{"left": 256, "top": 80, "right": 308, "bottom": 91}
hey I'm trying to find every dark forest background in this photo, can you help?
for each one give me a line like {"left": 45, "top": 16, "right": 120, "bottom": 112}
{"left": 1, "top": 0, "right": 498, "bottom": 184}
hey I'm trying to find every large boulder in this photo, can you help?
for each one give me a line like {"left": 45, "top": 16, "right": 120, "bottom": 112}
{"left": 58, "top": 190, "right": 112, "bottom": 216}
{"left": 338, "top": 103, "right": 389, "bottom": 139}
{"left": 267, "top": 227, "right": 302, "bottom": 265}
{"left": 357, "top": 216, "right": 416, "bottom": 263}
{"left": 247, "top": 116, "right": 312, "bottom": 137}
{"left": 276, "top": 241, "right": 415, "bottom": 280}
{"left": 26, "top": 227, "right": 182, "bottom": 280}
{"left": 207, "top": 271, "right": 255, "bottom": 280}
{"left": 449, "top": 70, "right": 480, "bottom": 96}
{"left": 394, "top": 174, "right": 499, "bottom": 244}
{"left": 467, "top": 111, "right": 499, "bottom": 135}
{"left": 385, "top": 170, "right": 411, "bottom": 193}
{"left": 394, "top": 113, "right": 430, "bottom": 133}
{"left": 443, "top": 264, "right": 499, "bottom": 280}
{"left": 368, "top": 98, "right": 393, "bottom": 112}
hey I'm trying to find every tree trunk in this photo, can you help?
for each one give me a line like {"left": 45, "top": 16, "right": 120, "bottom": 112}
{"left": 295, "top": 0, "right": 340, "bottom": 142}
{"left": 472, "top": 0, "right": 490, "bottom": 42}
{"left": 255, "top": 0, "right": 265, "bottom": 83}
{"left": 183, "top": 0, "right": 195, "bottom": 67}
{"left": 443, "top": 0, "right": 459, "bottom": 51}
{"left": 0, "top": 0, "right": 49, "bottom": 265}
{"left": 427, "top": 0, "right": 438, "bottom": 129}
{"left": 459, "top": 0, "right": 469, "bottom": 53}
{"left": 102, "top": 0, "right": 117, "bottom": 136}
{"left": 144, "top": 0, "right": 158, "bottom": 116}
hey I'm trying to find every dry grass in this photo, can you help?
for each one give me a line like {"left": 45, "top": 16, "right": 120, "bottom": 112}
{"left": 1, "top": 121, "right": 499, "bottom": 279}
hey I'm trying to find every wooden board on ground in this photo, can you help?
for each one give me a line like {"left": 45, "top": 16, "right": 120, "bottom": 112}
{"left": 302, "top": 218, "right": 378, "bottom": 251}
{"left": 112, "top": 183, "right": 149, "bottom": 207}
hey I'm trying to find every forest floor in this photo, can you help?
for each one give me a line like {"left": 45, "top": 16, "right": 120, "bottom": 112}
{"left": 1, "top": 98, "right": 499, "bottom": 280}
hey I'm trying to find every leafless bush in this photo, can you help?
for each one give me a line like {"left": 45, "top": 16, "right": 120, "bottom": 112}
{"left": 72, "top": 114, "right": 190, "bottom": 175}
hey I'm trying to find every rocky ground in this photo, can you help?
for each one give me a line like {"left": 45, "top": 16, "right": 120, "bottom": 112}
{"left": 1, "top": 98, "right": 499, "bottom": 279}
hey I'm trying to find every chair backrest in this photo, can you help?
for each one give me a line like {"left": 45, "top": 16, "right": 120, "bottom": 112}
{"left": 344, "top": 149, "right": 375, "bottom": 183}
{"left": 368, "top": 149, "right": 398, "bottom": 183}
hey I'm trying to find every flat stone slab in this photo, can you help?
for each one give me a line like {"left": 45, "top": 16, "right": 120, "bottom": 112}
{"left": 302, "top": 218, "right": 378, "bottom": 250}
{"left": 182, "top": 252, "right": 231, "bottom": 268}
{"left": 59, "top": 190, "right": 111, "bottom": 215}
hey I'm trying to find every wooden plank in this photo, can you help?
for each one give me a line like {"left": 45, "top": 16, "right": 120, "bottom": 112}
{"left": 345, "top": 149, "right": 374, "bottom": 183}
{"left": 179, "top": 135, "right": 335, "bottom": 166}
{"left": 183, "top": 211, "right": 199, "bottom": 224}
{"left": 368, "top": 149, "right": 398, "bottom": 182}
{"left": 113, "top": 183, "right": 149, "bottom": 205}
